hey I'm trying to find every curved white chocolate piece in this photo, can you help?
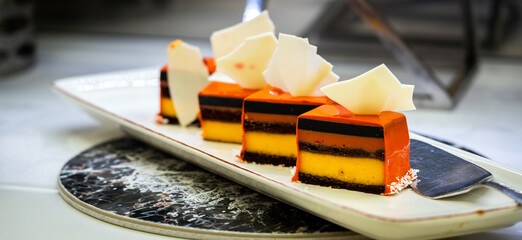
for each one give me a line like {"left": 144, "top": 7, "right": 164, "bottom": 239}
{"left": 321, "top": 64, "right": 416, "bottom": 115}
{"left": 216, "top": 32, "right": 277, "bottom": 89}
{"left": 263, "top": 49, "right": 288, "bottom": 92}
{"left": 208, "top": 72, "right": 235, "bottom": 84}
{"left": 211, "top": 11, "right": 275, "bottom": 59}
{"left": 263, "top": 33, "right": 339, "bottom": 97}
{"left": 384, "top": 84, "right": 416, "bottom": 112}
{"left": 167, "top": 40, "right": 209, "bottom": 127}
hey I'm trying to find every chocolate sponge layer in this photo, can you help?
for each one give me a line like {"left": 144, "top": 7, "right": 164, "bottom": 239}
{"left": 242, "top": 151, "right": 296, "bottom": 167}
{"left": 299, "top": 142, "right": 385, "bottom": 161}
{"left": 200, "top": 106, "right": 242, "bottom": 123}
{"left": 243, "top": 120, "right": 296, "bottom": 134}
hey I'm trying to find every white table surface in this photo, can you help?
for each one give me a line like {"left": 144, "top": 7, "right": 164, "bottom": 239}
{"left": 0, "top": 32, "right": 521, "bottom": 239}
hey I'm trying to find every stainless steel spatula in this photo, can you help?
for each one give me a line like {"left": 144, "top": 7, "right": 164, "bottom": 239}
{"left": 409, "top": 139, "right": 522, "bottom": 204}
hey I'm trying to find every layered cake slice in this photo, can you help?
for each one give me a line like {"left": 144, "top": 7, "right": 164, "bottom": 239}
{"left": 240, "top": 33, "right": 339, "bottom": 166}
{"left": 240, "top": 87, "right": 330, "bottom": 166}
{"left": 199, "top": 82, "right": 258, "bottom": 143}
{"left": 157, "top": 39, "right": 215, "bottom": 126}
{"left": 294, "top": 104, "right": 412, "bottom": 194}
{"left": 158, "top": 65, "right": 176, "bottom": 123}
{"left": 293, "top": 64, "right": 418, "bottom": 195}
{"left": 199, "top": 12, "right": 277, "bottom": 143}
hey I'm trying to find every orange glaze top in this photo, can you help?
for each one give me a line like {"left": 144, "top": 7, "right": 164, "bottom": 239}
{"left": 199, "top": 81, "right": 260, "bottom": 99}
{"left": 299, "top": 104, "right": 405, "bottom": 128}
{"left": 244, "top": 85, "right": 332, "bottom": 105}
{"left": 293, "top": 104, "right": 411, "bottom": 194}
{"left": 203, "top": 57, "right": 216, "bottom": 74}
{"left": 161, "top": 64, "right": 168, "bottom": 72}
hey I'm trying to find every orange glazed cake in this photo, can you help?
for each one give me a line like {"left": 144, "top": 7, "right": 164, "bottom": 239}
{"left": 292, "top": 64, "right": 418, "bottom": 195}
{"left": 293, "top": 104, "right": 412, "bottom": 194}
{"left": 198, "top": 82, "right": 258, "bottom": 143}
{"left": 158, "top": 58, "right": 215, "bottom": 124}
{"left": 239, "top": 33, "right": 339, "bottom": 166}
{"left": 200, "top": 12, "right": 277, "bottom": 143}
{"left": 240, "top": 86, "right": 330, "bottom": 166}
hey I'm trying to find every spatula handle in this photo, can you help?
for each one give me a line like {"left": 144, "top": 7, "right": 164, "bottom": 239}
{"left": 483, "top": 181, "right": 522, "bottom": 205}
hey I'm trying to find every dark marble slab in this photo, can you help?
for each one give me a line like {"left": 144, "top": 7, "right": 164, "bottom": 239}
{"left": 59, "top": 138, "right": 349, "bottom": 235}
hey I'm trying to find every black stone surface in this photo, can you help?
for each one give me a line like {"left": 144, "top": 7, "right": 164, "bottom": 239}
{"left": 59, "top": 138, "right": 348, "bottom": 234}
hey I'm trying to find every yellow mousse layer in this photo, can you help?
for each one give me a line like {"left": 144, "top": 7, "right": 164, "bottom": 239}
{"left": 202, "top": 121, "right": 242, "bottom": 143}
{"left": 161, "top": 97, "right": 177, "bottom": 117}
{"left": 244, "top": 132, "right": 296, "bottom": 158}
{"left": 299, "top": 151, "right": 384, "bottom": 186}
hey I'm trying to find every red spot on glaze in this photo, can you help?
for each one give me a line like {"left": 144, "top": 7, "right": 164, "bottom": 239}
{"left": 249, "top": 64, "right": 255, "bottom": 69}
{"left": 235, "top": 63, "right": 244, "bottom": 69}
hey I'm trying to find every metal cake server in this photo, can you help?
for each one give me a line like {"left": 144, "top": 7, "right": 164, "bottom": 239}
{"left": 409, "top": 139, "right": 522, "bottom": 204}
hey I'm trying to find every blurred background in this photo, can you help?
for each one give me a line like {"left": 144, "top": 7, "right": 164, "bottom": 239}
{"left": 32, "top": 0, "right": 522, "bottom": 59}
{"left": 1, "top": 1, "right": 522, "bottom": 238}
{"left": 2, "top": 0, "right": 522, "bottom": 107}
{"left": 0, "top": 0, "right": 521, "bottom": 154}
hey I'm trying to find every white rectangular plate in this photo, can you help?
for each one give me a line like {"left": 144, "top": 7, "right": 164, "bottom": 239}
{"left": 52, "top": 67, "right": 522, "bottom": 240}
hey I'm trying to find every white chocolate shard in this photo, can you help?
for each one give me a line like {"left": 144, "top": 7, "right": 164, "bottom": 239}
{"left": 263, "top": 33, "right": 339, "bottom": 97}
{"left": 384, "top": 84, "right": 416, "bottom": 112}
{"left": 211, "top": 11, "right": 275, "bottom": 59}
{"left": 208, "top": 72, "right": 235, "bottom": 84}
{"left": 216, "top": 32, "right": 277, "bottom": 89}
{"left": 321, "top": 64, "right": 416, "bottom": 115}
{"left": 263, "top": 49, "right": 288, "bottom": 92}
{"left": 167, "top": 40, "right": 209, "bottom": 127}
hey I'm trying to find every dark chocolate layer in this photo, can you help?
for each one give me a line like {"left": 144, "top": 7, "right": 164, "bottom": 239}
{"left": 244, "top": 101, "right": 320, "bottom": 116}
{"left": 299, "top": 142, "right": 384, "bottom": 161}
{"left": 242, "top": 152, "right": 296, "bottom": 167}
{"left": 160, "top": 68, "right": 169, "bottom": 98}
{"left": 199, "top": 95, "right": 244, "bottom": 108}
{"left": 200, "top": 106, "right": 242, "bottom": 123}
{"left": 161, "top": 87, "right": 170, "bottom": 98}
{"left": 298, "top": 118, "right": 384, "bottom": 138}
{"left": 243, "top": 120, "right": 296, "bottom": 134}
{"left": 160, "top": 69, "right": 167, "bottom": 81}
{"left": 298, "top": 173, "right": 384, "bottom": 194}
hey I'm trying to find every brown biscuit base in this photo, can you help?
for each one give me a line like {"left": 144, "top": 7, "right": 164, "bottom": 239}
{"left": 298, "top": 173, "right": 385, "bottom": 194}
{"left": 241, "top": 151, "right": 296, "bottom": 167}
{"left": 243, "top": 120, "right": 296, "bottom": 134}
